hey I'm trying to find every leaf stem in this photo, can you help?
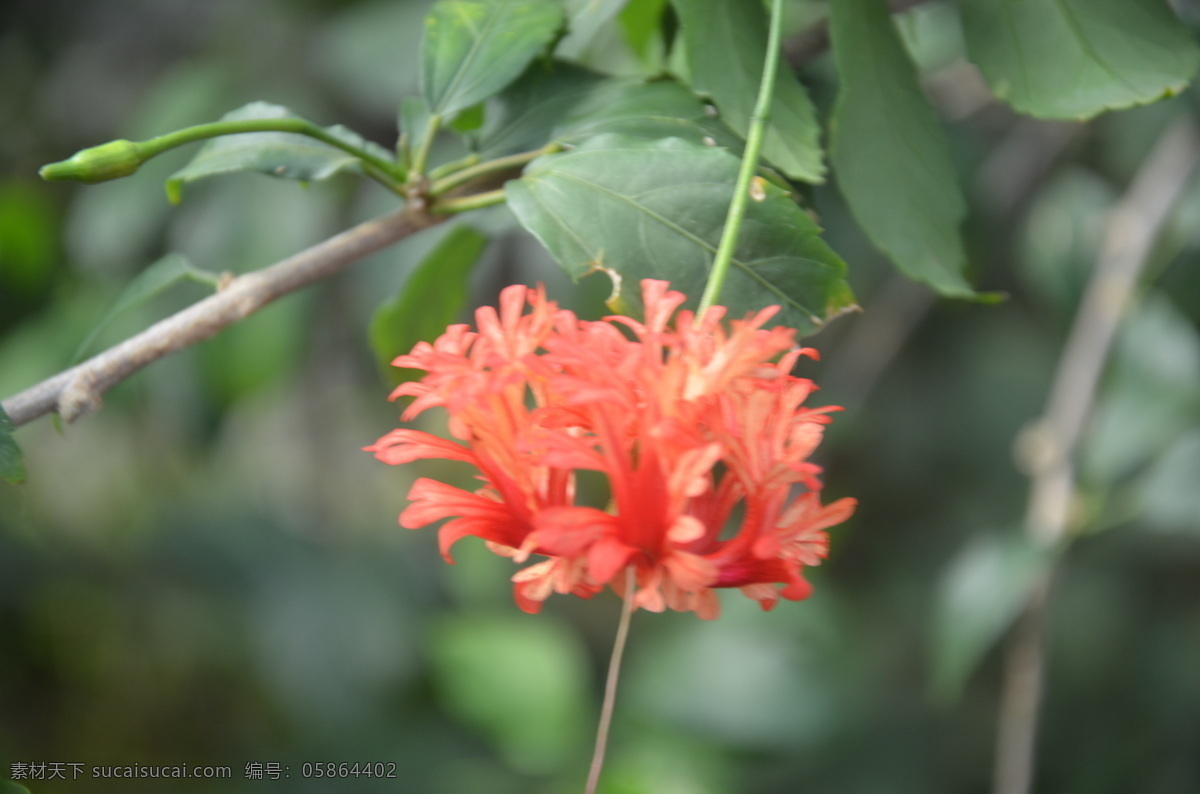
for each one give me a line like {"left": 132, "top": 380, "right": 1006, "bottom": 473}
{"left": 408, "top": 114, "right": 444, "bottom": 184}
{"left": 428, "top": 152, "right": 481, "bottom": 181}
{"left": 585, "top": 566, "right": 636, "bottom": 794}
{"left": 429, "top": 144, "right": 561, "bottom": 197}
{"left": 696, "top": 0, "right": 784, "bottom": 316}
{"left": 431, "top": 188, "right": 508, "bottom": 214}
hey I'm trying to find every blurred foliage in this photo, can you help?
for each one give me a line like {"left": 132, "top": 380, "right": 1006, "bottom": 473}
{"left": 2, "top": 1, "right": 1200, "bottom": 793}
{"left": 368, "top": 225, "right": 487, "bottom": 387}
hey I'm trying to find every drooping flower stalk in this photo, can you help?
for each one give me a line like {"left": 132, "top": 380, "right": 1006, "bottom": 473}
{"left": 584, "top": 566, "right": 635, "bottom": 794}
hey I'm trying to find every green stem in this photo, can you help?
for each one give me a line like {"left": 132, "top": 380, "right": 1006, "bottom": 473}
{"left": 42, "top": 119, "right": 408, "bottom": 194}
{"left": 696, "top": 0, "right": 784, "bottom": 316}
{"left": 408, "top": 114, "right": 444, "bottom": 183}
{"left": 431, "top": 188, "right": 508, "bottom": 214}
{"left": 429, "top": 144, "right": 560, "bottom": 197}
{"left": 143, "top": 119, "right": 402, "bottom": 176}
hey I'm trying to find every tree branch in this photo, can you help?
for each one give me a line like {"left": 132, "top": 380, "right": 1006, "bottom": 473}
{"left": 994, "top": 118, "right": 1199, "bottom": 794}
{"left": 2, "top": 205, "right": 442, "bottom": 428}
{"left": 1020, "top": 119, "right": 1199, "bottom": 548}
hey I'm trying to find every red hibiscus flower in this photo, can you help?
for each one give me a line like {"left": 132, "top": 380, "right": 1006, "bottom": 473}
{"left": 366, "top": 280, "right": 856, "bottom": 619}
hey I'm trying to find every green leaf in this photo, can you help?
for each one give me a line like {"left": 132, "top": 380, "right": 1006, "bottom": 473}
{"left": 399, "top": 96, "right": 434, "bottom": 169}
{"left": 71, "top": 253, "right": 219, "bottom": 365}
{"left": 478, "top": 62, "right": 607, "bottom": 156}
{"left": 0, "top": 405, "right": 25, "bottom": 485}
{"left": 619, "top": 0, "right": 670, "bottom": 67}
{"left": 557, "top": 0, "right": 630, "bottom": 58}
{"left": 447, "top": 102, "right": 486, "bottom": 133}
{"left": 931, "top": 531, "right": 1054, "bottom": 701}
{"left": 369, "top": 226, "right": 488, "bottom": 386}
{"left": 165, "top": 102, "right": 395, "bottom": 203}
{"left": 421, "top": 0, "right": 566, "bottom": 118}
{"left": 671, "top": 0, "right": 823, "bottom": 183}
{"left": 479, "top": 62, "right": 740, "bottom": 158}
{"left": 199, "top": 288, "right": 310, "bottom": 407}
{"left": 1083, "top": 291, "right": 1200, "bottom": 485}
{"left": 1137, "top": 429, "right": 1200, "bottom": 533}
{"left": 557, "top": 78, "right": 743, "bottom": 149}
{"left": 505, "top": 134, "right": 855, "bottom": 334}
{"left": 829, "top": 0, "right": 974, "bottom": 297}
{"left": 960, "top": 0, "right": 1200, "bottom": 120}
{"left": 0, "top": 180, "right": 57, "bottom": 299}
{"left": 430, "top": 613, "right": 589, "bottom": 774}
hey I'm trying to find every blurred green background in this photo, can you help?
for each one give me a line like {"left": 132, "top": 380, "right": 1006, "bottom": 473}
{"left": 3, "top": 1, "right": 1200, "bottom": 792}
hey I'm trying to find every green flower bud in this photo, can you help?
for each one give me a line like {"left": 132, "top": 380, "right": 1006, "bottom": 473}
{"left": 39, "top": 139, "right": 145, "bottom": 184}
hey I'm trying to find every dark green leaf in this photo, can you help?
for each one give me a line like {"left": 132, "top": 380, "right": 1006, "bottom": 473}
{"left": 430, "top": 613, "right": 588, "bottom": 773}
{"left": 479, "top": 62, "right": 739, "bottom": 158}
{"left": 0, "top": 180, "right": 57, "bottom": 299}
{"left": 421, "top": 0, "right": 565, "bottom": 118}
{"left": 369, "top": 226, "right": 488, "bottom": 386}
{"left": 448, "top": 102, "right": 486, "bottom": 133}
{"left": 829, "top": 0, "right": 974, "bottom": 297}
{"left": 505, "top": 134, "right": 855, "bottom": 334}
{"left": 199, "top": 289, "right": 310, "bottom": 407}
{"left": 931, "top": 531, "right": 1053, "bottom": 701}
{"left": 671, "top": 0, "right": 823, "bottom": 182}
{"left": 961, "top": 0, "right": 1200, "bottom": 120}
{"left": 555, "top": 77, "right": 742, "bottom": 149}
{"left": 71, "top": 253, "right": 218, "bottom": 365}
{"left": 619, "top": 0, "right": 669, "bottom": 67}
{"left": 478, "top": 62, "right": 607, "bottom": 156}
{"left": 0, "top": 405, "right": 25, "bottom": 485}
{"left": 166, "top": 103, "right": 395, "bottom": 203}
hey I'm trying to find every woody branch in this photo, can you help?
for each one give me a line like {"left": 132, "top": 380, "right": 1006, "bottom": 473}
{"left": 2, "top": 205, "right": 441, "bottom": 428}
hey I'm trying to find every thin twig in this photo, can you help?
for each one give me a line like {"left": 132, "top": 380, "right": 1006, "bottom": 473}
{"left": 2, "top": 205, "right": 442, "bottom": 428}
{"left": 1021, "top": 119, "right": 1199, "bottom": 546}
{"left": 584, "top": 566, "right": 636, "bottom": 794}
{"left": 994, "top": 119, "right": 1199, "bottom": 794}
{"left": 992, "top": 575, "right": 1052, "bottom": 794}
